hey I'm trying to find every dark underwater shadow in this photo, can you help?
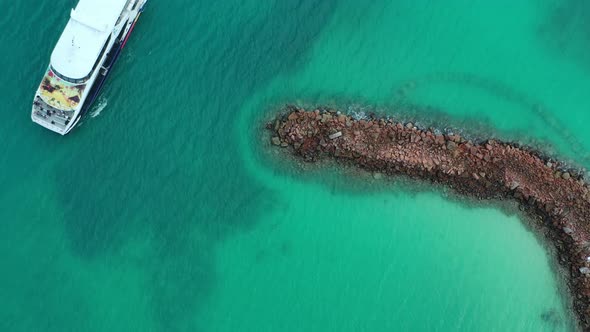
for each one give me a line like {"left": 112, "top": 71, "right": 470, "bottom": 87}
{"left": 51, "top": 1, "right": 340, "bottom": 331}
{"left": 538, "top": 0, "right": 590, "bottom": 73}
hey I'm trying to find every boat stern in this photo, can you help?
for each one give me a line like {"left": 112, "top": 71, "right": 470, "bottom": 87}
{"left": 31, "top": 95, "right": 78, "bottom": 135}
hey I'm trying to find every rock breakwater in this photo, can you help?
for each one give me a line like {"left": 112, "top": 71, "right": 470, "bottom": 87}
{"left": 268, "top": 106, "right": 590, "bottom": 330}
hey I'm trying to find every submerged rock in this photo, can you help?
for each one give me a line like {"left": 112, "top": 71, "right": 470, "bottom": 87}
{"left": 271, "top": 136, "right": 281, "bottom": 146}
{"left": 446, "top": 141, "right": 458, "bottom": 151}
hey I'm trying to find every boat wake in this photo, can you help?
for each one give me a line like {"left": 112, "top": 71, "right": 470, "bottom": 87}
{"left": 90, "top": 97, "right": 108, "bottom": 118}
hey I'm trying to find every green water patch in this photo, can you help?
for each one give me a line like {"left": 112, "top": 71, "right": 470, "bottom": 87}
{"left": 197, "top": 163, "right": 577, "bottom": 331}
{"left": 0, "top": 177, "right": 156, "bottom": 332}
{"left": 1, "top": 1, "right": 340, "bottom": 331}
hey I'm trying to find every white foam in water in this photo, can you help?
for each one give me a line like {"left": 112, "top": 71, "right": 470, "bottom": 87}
{"left": 349, "top": 108, "right": 368, "bottom": 120}
{"left": 90, "top": 98, "right": 108, "bottom": 118}
{"left": 351, "top": 111, "right": 366, "bottom": 120}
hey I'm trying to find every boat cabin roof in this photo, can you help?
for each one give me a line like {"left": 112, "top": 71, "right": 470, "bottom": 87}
{"left": 50, "top": 0, "right": 130, "bottom": 80}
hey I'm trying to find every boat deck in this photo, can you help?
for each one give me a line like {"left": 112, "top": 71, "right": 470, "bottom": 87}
{"left": 32, "top": 96, "right": 74, "bottom": 131}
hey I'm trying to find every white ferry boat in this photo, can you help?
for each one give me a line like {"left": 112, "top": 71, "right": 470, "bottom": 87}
{"left": 31, "top": 0, "right": 148, "bottom": 135}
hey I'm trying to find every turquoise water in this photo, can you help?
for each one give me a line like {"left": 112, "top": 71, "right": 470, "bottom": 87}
{"left": 2, "top": 1, "right": 590, "bottom": 331}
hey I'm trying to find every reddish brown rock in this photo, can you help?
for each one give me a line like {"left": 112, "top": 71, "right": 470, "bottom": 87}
{"left": 447, "top": 141, "right": 458, "bottom": 151}
{"left": 435, "top": 135, "right": 445, "bottom": 145}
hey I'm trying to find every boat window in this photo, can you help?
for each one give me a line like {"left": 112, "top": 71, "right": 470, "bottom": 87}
{"left": 50, "top": 66, "right": 87, "bottom": 84}
{"left": 51, "top": 35, "right": 112, "bottom": 84}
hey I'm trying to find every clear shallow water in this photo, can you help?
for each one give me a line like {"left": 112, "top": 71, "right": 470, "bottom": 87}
{"left": 2, "top": 1, "right": 590, "bottom": 331}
